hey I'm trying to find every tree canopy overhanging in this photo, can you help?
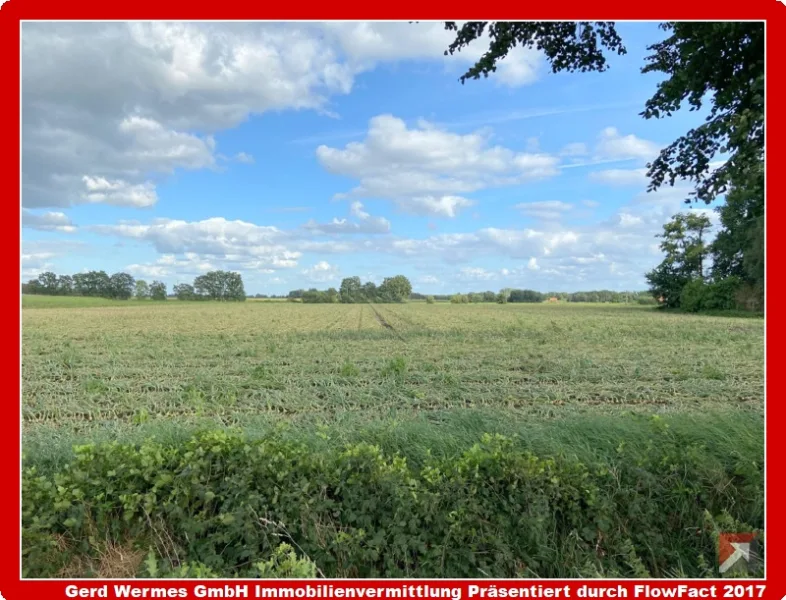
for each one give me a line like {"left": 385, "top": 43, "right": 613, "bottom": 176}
{"left": 443, "top": 21, "right": 764, "bottom": 205}
{"left": 444, "top": 21, "right": 764, "bottom": 311}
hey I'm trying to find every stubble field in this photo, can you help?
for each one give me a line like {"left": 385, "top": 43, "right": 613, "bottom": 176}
{"left": 23, "top": 297, "right": 762, "bottom": 460}
{"left": 21, "top": 297, "right": 765, "bottom": 578}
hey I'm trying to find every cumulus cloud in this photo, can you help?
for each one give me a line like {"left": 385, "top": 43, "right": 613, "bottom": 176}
{"left": 22, "top": 210, "right": 77, "bottom": 233}
{"left": 317, "top": 114, "right": 559, "bottom": 216}
{"left": 323, "top": 21, "right": 542, "bottom": 87}
{"left": 594, "top": 127, "right": 660, "bottom": 162}
{"left": 302, "top": 201, "right": 391, "bottom": 235}
{"left": 21, "top": 252, "right": 57, "bottom": 279}
{"left": 125, "top": 253, "right": 229, "bottom": 280}
{"left": 81, "top": 176, "right": 158, "bottom": 207}
{"left": 395, "top": 195, "right": 475, "bottom": 218}
{"left": 83, "top": 176, "right": 716, "bottom": 290}
{"left": 515, "top": 200, "right": 573, "bottom": 220}
{"left": 302, "top": 261, "right": 340, "bottom": 283}
{"left": 23, "top": 22, "right": 544, "bottom": 210}
{"left": 90, "top": 217, "right": 300, "bottom": 269}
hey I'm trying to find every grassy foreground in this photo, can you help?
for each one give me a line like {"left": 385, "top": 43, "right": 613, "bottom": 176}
{"left": 21, "top": 300, "right": 764, "bottom": 578}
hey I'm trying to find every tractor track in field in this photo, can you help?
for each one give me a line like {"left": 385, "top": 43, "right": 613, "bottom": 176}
{"left": 367, "top": 303, "right": 405, "bottom": 341}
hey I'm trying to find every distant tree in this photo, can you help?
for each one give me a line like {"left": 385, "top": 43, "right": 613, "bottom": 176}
{"left": 646, "top": 212, "right": 713, "bottom": 308}
{"left": 193, "top": 270, "right": 246, "bottom": 301}
{"left": 73, "top": 271, "right": 111, "bottom": 297}
{"left": 339, "top": 276, "right": 363, "bottom": 303}
{"left": 38, "top": 271, "right": 59, "bottom": 295}
{"left": 225, "top": 272, "right": 246, "bottom": 301}
{"left": 301, "top": 288, "right": 323, "bottom": 303}
{"left": 482, "top": 290, "right": 497, "bottom": 302}
{"left": 149, "top": 280, "right": 167, "bottom": 301}
{"left": 426, "top": 295, "right": 435, "bottom": 304}
{"left": 326, "top": 287, "right": 340, "bottom": 303}
{"left": 24, "top": 279, "right": 43, "bottom": 295}
{"left": 288, "top": 289, "right": 305, "bottom": 299}
{"left": 711, "top": 164, "right": 764, "bottom": 303}
{"left": 496, "top": 291, "right": 508, "bottom": 304}
{"left": 135, "top": 280, "right": 150, "bottom": 299}
{"left": 378, "top": 275, "right": 412, "bottom": 303}
{"left": 508, "top": 289, "right": 544, "bottom": 303}
{"left": 173, "top": 283, "right": 195, "bottom": 301}
{"left": 362, "top": 281, "right": 378, "bottom": 302}
{"left": 109, "top": 272, "right": 135, "bottom": 300}
{"left": 56, "top": 275, "right": 73, "bottom": 296}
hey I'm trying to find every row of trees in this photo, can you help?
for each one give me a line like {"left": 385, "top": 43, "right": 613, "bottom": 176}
{"left": 23, "top": 270, "right": 247, "bottom": 302}
{"left": 447, "top": 289, "right": 654, "bottom": 304}
{"left": 289, "top": 275, "right": 414, "bottom": 304}
{"left": 23, "top": 271, "right": 167, "bottom": 300}
{"left": 646, "top": 197, "right": 763, "bottom": 312}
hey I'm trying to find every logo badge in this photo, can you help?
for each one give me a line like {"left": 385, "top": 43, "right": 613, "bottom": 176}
{"left": 719, "top": 532, "right": 759, "bottom": 575}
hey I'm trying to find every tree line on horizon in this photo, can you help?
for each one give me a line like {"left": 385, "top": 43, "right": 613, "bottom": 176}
{"left": 22, "top": 270, "right": 247, "bottom": 302}
{"left": 23, "top": 269, "right": 658, "bottom": 306}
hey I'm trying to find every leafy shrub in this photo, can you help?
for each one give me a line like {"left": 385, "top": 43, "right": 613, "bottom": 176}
{"left": 680, "top": 279, "right": 707, "bottom": 312}
{"left": 735, "top": 283, "right": 764, "bottom": 312}
{"left": 426, "top": 296, "right": 435, "bottom": 304}
{"left": 22, "top": 424, "right": 763, "bottom": 579}
{"left": 681, "top": 277, "right": 743, "bottom": 312}
{"left": 508, "top": 289, "right": 545, "bottom": 303}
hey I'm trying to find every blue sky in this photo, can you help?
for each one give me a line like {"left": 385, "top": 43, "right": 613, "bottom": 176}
{"left": 21, "top": 21, "right": 719, "bottom": 295}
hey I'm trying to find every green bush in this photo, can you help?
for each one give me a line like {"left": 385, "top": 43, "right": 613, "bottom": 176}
{"left": 681, "top": 277, "right": 743, "bottom": 312}
{"left": 426, "top": 296, "right": 435, "bottom": 304}
{"left": 22, "top": 425, "right": 763, "bottom": 579}
{"left": 680, "top": 279, "right": 707, "bottom": 312}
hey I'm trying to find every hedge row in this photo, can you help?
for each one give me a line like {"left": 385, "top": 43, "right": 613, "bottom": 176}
{"left": 23, "top": 424, "right": 763, "bottom": 578}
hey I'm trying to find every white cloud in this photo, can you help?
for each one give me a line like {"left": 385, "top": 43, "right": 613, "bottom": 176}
{"left": 126, "top": 253, "right": 222, "bottom": 280}
{"left": 234, "top": 152, "right": 255, "bottom": 164}
{"left": 82, "top": 178, "right": 718, "bottom": 290}
{"left": 125, "top": 263, "right": 171, "bottom": 278}
{"left": 589, "top": 168, "right": 648, "bottom": 187}
{"left": 396, "top": 195, "right": 475, "bottom": 218}
{"left": 302, "top": 261, "right": 340, "bottom": 283}
{"left": 323, "top": 22, "right": 542, "bottom": 88}
{"left": 23, "top": 22, "right": 545, "bottom": 210}
{"left": 303, "top": 216, "right": 390, "bottom": 235}
{"left": 458, "top": 267, "right": 496, "bottom": 281}
{"left": 561, "top": 142, "right": 588, "bottom": 157}
{"left": 303, "top": 201, "right": 391, "bottom": 234}
{"left": 317, "top": 114, "right": 559, "bottom": 214}
{"left": 418, "top": 275, "right": 440, "bottom": 285}
{"left": 81, "top": 176, "right": 158, "bottom": 207}
{"left": 22, "top": 210, "right": 77, "bottom": 233}
{"left": 21, "top": 251, "right": 56, "bottom": 280}
{"left": 515, "top": 200, "right": 573, "bottom": 220}
{"left": 595, "top": 127, "right": 660, "bottom": 162}
{"left": 90, "top": 217, "right": 300, "bottom": 269}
